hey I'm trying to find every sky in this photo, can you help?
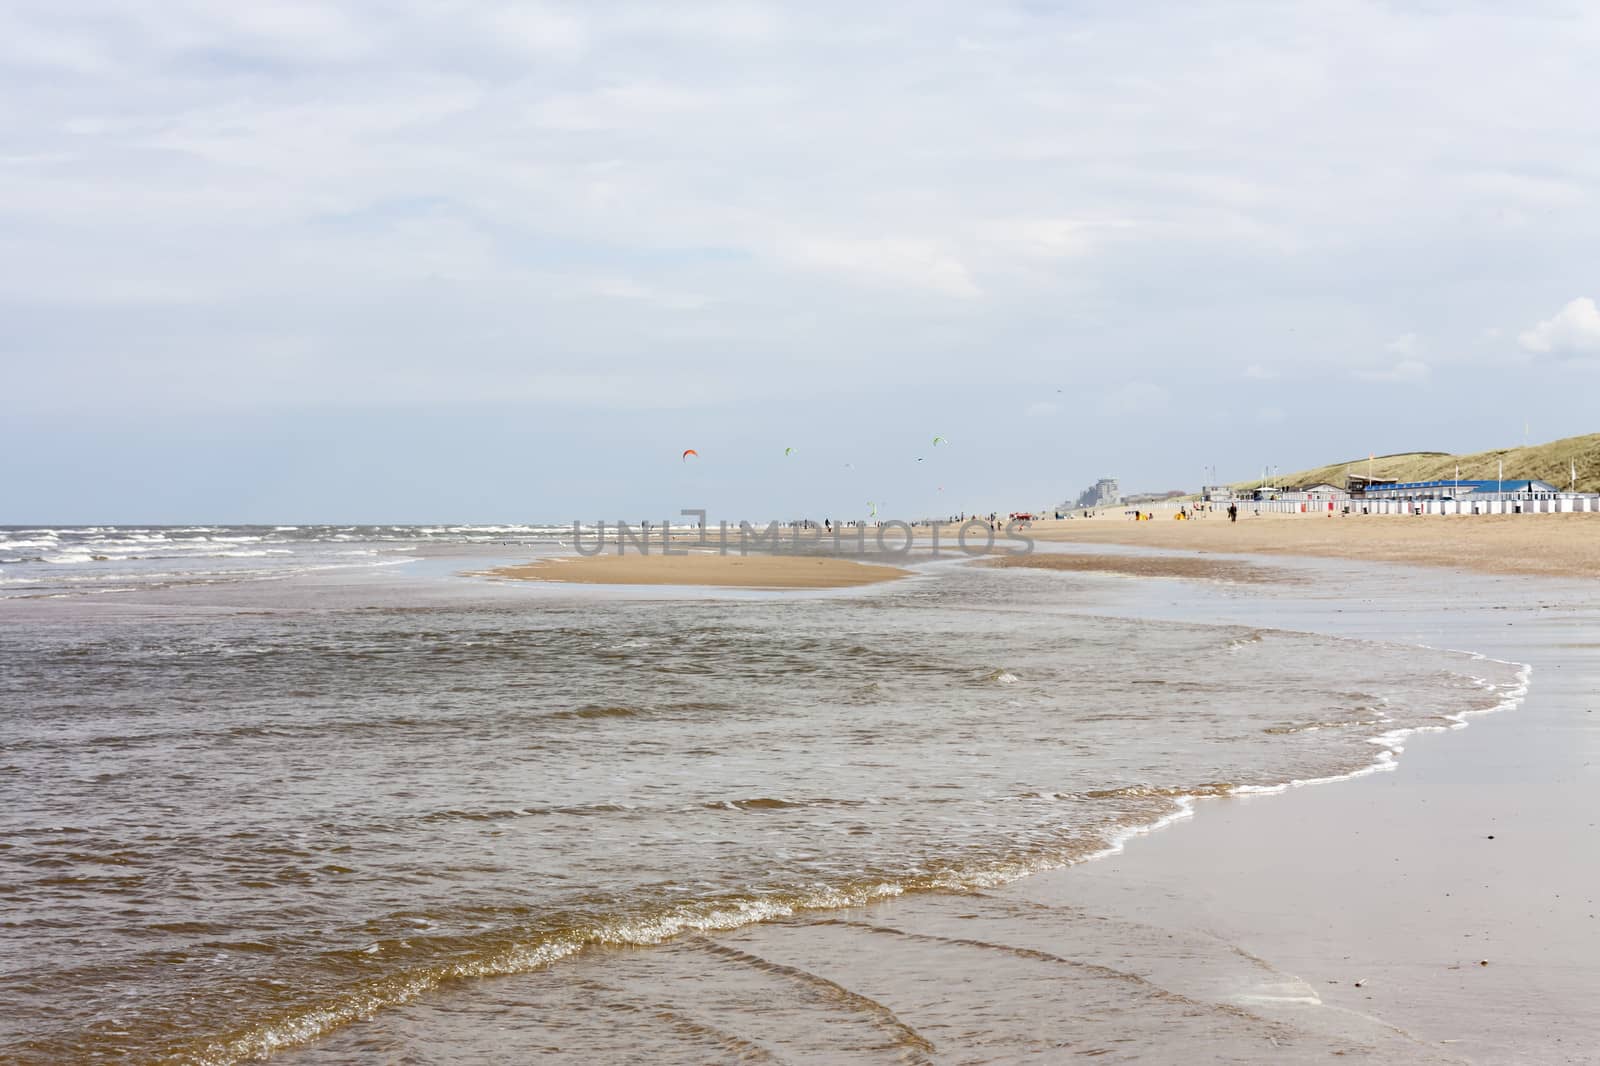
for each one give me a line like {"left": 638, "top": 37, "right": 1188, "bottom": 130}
{"left": 4, "top": 0, "right": 1600, "bottom": 523}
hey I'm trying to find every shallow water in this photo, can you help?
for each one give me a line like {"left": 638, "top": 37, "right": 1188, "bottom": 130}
{"left": 0, "top": 524, "right": 573, "bottom": 600}
{"left": 0, "top": 532, "right": 1522, "bottom": 1063}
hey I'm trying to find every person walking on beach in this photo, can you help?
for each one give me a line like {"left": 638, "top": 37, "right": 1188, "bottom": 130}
{"left": 1228, "top": 503, "right": 1238, "bottom": 523}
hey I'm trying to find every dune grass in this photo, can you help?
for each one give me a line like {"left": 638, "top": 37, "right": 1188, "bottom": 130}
{"left": 1231, "top": 432, "right": 1600, "bottom": 494}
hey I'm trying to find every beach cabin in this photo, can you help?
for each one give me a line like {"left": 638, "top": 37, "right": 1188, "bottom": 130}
{"left": 1278, "top": 483, "right": 1350, "bottom": 513}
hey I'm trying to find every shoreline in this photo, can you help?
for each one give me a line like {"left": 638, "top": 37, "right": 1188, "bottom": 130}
{"left": 476, "top": 551, "right": 912, "bottom": 589}
{"left": 29, "top": 537, "right": 1593, "bottom": 1063}
{"left": 988, "top": 552, "right": 1599, "bottom": 1061}
{"left": 276, "top": 547, "right": 1597, "bottom": 1063}
{"left": 458, "top": 508, "right": 1600, "bottom": 587}
{"left": 556, "top": 548, "right": 1588, "bottom": 1062}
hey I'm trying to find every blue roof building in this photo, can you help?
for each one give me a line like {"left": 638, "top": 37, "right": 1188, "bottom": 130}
{"left": 1361, "top": 477, "right": 1558, "bottom": 499}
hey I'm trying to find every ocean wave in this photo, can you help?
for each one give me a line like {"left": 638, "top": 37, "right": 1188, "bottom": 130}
{"left": 177, "top": 854, "right": 1133, "bottom": 1065}
{"left": 41, "top": 552, "right": 107, "bottom": 564}
{"left": 549, "top": 704, "right": 642, "bottom": 720}
{"left": 704, "top": 797, "right": 872, "bottom": 812}
{"left": 1083, "top": 782, "right": 1237, "bottom": 800}
{"left": 0, "top": 537, "right": 59, "bottom": 550}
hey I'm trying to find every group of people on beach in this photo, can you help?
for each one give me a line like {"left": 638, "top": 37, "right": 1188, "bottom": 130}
{"left": 1124, "top": 501, "right": 1240, "bottom": 523}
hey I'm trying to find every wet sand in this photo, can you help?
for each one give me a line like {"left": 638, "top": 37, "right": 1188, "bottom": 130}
{"left": 982, "top": 551, "right": 1296, "bottom": 584}
{"left": 1014, "top": 511, "right": 1600, "bottom": 579}
{"left": 1009, "top": 556, "right": 1600, "bottom": 1063}
{"left": 481, "top": 551, "right": 911, "bottom": 588}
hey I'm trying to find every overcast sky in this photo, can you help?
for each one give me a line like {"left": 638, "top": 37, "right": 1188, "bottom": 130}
{"left": 4, "top": 1, "right": 1599, "bottom": 522}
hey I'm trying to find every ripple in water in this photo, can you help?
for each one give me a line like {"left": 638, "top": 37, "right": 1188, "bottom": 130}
{"left": 0, "top": 560, "right": 1523, "bottom": 1063}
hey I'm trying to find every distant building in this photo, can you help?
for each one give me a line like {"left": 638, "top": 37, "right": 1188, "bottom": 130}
{"left": 1345, "top": 474, "right": 1398, "bottom": 497}
{"left": 1070, "top": 477, "right": 1121, "bottom": 509}
{"left": 1286, "top": 482, "right": 1349, "bottom": 503}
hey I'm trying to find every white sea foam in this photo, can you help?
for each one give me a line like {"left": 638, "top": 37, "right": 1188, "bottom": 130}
{"left": 0, "top": 537, "right": 60, "bottom": 550}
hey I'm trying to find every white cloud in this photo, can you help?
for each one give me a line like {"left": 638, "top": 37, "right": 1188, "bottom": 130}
{"left": 975, "top": 217, "right": 1136, "bottom": 260}
{"left": 1384, "top": 332, "right": 1418, "bottom": 356}
{"left": 4, "top": 0, "right": 1600, "bottom": 431}
{"left": 606, "top": 3, "right": 784, "bottom": 44}
{"left": 482, "top": 6, "right": 588, "bottom": 59}
{"left": 207, "top": 4, "right": 375, "bottom": 62}
{"left": 1356, "top": 359, "right": 1431, "bottom": 383}
{"left": 1519, "top": 297, "right": 1600, "bottom": 354}
{"left": 776, "top": 235, "right": 981, "bottom": 299}
{"left": 1097, "top": 382, "right": 1170, "bottom": 417}
{"left": 532, "top": 83, "right": 710, "bottom": 132}
{"left": 584, "top": 277, "right": 709, "bottom": 311}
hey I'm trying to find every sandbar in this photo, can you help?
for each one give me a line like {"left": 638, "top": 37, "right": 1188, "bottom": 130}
{"left": 981, "top": 551, "right": 1295, "bottom": 584}
{"left": 482, "top": 551, "right": 911, "bottom": 589}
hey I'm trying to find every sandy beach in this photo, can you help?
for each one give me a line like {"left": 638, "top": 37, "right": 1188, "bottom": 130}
{"left": 475, "top": 509, "right": 1600, "bottom": 590}
{"left": 481, "top": 550, "right": 911, "bottom": 588}
{"left": 1004, "top": 511, "right": 1600, "bottom": 580}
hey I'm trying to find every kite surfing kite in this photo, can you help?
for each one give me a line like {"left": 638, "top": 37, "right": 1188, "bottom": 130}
{"left": 784, "top": 447, "right": 796, "bottom": 457}
{"left": 932, "top": 435, "right": 949, "bottom": 447}
{"left": 681, "top": 449, "right": 698, "bottom": 462}
{"left": 867, "top": 501, "right": 878, "bottom": 517}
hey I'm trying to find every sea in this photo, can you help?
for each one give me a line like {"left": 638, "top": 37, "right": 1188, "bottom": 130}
{"left": 0, "top": 526, "right": 1526, "bottom": 1063}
